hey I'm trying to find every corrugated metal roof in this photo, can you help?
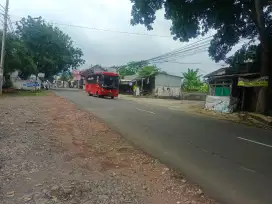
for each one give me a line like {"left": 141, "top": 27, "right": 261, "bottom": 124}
{"left": 123, "top": 74, "right": 138, "bottom": 81}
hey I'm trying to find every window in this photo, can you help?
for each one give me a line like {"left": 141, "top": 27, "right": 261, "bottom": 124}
{"left": 101, "top": 75, "right": 119, "bottom": 88}
{"left": 86, "top": 76, "right": 96, "bottom": 84}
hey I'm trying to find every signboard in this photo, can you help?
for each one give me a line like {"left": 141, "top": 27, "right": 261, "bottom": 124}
{"left": 23, "top": 82, "right": 40, "bottom": 87}
{"left": 72, "top": 70, "right": 82, "bottom": 80}
{"left": 238, "top": 76, "right": 268, "bottom": 87}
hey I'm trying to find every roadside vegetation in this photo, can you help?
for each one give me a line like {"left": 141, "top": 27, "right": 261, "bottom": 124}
{"left": 118, "top": 61, "right": 168, "bottom": 79}
{"left": 2, "top": 90, "right": 49, "bottom": 97}
{"left": 182, "top": 68, "right": 208, "bottom": 93}
{"left": 1, "top": 16, "right": 85, "bottom": 89}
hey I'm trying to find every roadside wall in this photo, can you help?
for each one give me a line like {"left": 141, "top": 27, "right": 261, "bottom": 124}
{"left": 12, "top": 78, "right": 41, "bottom": 90}
{"left": 204, "top": 95, "right": 238, "bottom": 113}
{"left": 155, "top": 86, "right": 181, "bottom": 98}
{"left": 181, "top": 92, "right": 207, "bottom": 101}
{"left": 10, "top": 72, "right": 42, "bottom": 90}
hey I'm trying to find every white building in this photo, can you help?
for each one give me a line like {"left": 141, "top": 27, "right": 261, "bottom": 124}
{"left": 132, "top": 73, "right": 183, "bottom": 98}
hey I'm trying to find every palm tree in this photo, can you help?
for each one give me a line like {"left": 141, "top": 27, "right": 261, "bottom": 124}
{"left": 182, "top": 68, "right": 203, "bottom": 91}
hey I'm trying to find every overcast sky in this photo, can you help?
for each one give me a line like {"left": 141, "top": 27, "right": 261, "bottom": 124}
{"left": 1, "top": 0, "right": 227, "bottom": 76}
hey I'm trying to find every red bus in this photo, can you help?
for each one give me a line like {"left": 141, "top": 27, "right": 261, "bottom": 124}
{"left": 85, "top": 72, "right": 119, "bottom": 99}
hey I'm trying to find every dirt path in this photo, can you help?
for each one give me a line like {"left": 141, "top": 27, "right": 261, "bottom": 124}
{"left": 0, "top": 94, "right": 216, "bottom": 204}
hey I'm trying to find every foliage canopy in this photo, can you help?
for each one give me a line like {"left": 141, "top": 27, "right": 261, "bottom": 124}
{"left": 2, "top": 16, "right": 85, "bottom": 80}
{"left": 182, "top": 68, "right": 203, "bottom": 91}
{"left": 130, "top": 0, "right": 271, "bottom": 62}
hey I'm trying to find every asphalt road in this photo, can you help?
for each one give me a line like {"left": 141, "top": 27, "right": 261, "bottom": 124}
{"left": 55, "top": 89, "right": 272, "bottom": 204}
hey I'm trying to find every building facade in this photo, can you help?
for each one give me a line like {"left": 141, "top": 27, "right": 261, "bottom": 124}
{"left": 154, "top": 73, "right": 183, "bottom": 97}
{"left": 131, "top": 73, "right": 183, "bottom": 98}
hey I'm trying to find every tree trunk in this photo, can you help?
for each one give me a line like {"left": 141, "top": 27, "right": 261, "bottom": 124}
{"left": 255, "top": 46, "right": 269, "bottom": 113}
{"left": 268, "top": 52, "right": 272, "bottom": 115}
{"left": 254, "top": 0, "right": 269, "bottom": 114}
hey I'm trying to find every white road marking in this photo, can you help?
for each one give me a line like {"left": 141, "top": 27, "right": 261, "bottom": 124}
{"left": 237, "top": 137, "right": 272, "bottom": 148}
{"left": 136, "top": 108, "right": 155, "bottom": 114}
{"left": 240, "top": 166, "right": 256, "bottom": 173}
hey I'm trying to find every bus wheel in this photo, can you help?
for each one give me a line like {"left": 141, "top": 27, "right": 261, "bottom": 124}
{"left": 88, "top": 92, "right": 93, "bottom": 96}
{"left": 111, "top": 96, "right": 114, "bottom": 99}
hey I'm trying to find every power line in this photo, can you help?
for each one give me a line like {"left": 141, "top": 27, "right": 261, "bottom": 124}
{"left": 148, "top": 35, "right": 213, "bottom": 59}
{"left": 5, "top": 14, "right": 215, "bottom": 67}
{"left": 148, "top": 42, "right": 210, "bottom": 63}
{"left": 0, "top": 5, "right": 4, "bottom": 14}
{"left": 0, "top": 3, "right": 13, "bottom": 33}
{"left": 8, "top": 15, "right": 176, "bottom": 38}
{"left": 154, "top": 50, "right": 208, "bottom": 63}
{"left": 150, "top": 45, "right": 209, "bottom": 63}
{"left": 137, "top": 32, "right": 215, "bottom": 66}
{"left": 146, "top": 36, "right": 213, "bottom": 63}
{"left": 152, "top": 48, "right": 208, "bottom": 64}
{"left": 8, "top": 16, "right": 14, "bottom": 33}
{"left": 155, "top": 61, "right": 202, "bottom": 65}
{"left": 49, "top": 22, "right": 173, "bottom": 38}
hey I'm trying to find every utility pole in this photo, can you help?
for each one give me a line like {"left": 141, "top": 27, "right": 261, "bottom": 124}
{"left": 0, "top": 0, "right": 9, "bottom": 95}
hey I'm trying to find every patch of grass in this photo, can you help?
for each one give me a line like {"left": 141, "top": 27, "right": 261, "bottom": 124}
{"left": 1, "top": 90, "right": 50, "bottom": 97}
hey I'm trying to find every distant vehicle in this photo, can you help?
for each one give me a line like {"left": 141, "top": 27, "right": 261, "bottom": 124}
{"left": 85, "top": 72, "right": 119, "bottom": 99}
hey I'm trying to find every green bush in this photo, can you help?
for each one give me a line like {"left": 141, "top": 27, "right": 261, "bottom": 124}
{"left": 199, "top": 83, "right": 209, "bottom": 93}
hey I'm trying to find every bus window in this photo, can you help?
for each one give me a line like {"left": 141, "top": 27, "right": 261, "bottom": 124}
{"left": 87, "top": 76, "right": 95, "bottom": 84}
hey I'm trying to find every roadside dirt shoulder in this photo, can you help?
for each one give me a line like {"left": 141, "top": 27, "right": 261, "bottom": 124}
{"left": 119, "top": 95, "right": 271, "bottom": 129}
{"left": 0, "top": 94, "right": 216, "bottom": 204}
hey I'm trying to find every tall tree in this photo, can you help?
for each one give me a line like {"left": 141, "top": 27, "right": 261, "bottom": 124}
{"left": 1, "top": 31, "right": 36, "bottom": 79}
{"left": 118, "top": 61, "right": 148, "bottom": 78}
{"left": 15, "top": 16, "right": 85, "bottom": 78}
{"left": 130, "top": 0, "right": 272, "bottom": 113}
{"left": 225, "top": 44, "right": 260, "bottom": 68}
{"left": 59, "top": 71, "right": 72, "bottom": 82}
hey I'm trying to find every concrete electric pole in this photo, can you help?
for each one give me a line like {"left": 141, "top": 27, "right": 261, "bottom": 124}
{"left": 0, "top": 0, "right": 9, "bottom": 95}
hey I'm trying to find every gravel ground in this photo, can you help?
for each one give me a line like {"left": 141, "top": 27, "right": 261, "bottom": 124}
{"left": 0, "top": 94, "right": 217, "bottom": 204}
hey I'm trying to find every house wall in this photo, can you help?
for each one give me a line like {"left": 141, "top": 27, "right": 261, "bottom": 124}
{"left": 106, "top": 67, "right": 117, "bottom": 73}
{"left": 72, "top": 70, "right": 81, "bottom": 81}
{"left": 154, "top": 74, "right": 182, "bottom": 97}
{"left": 93, "top": 67, "right": 105, "bottom": 73}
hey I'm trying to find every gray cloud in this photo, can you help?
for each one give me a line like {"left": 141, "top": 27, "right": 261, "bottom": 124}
{"left": 3, "top": 0, "right": 222, "bottom": 75}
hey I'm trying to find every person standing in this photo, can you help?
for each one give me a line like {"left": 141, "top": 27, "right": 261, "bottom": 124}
{"left": 133, "top": 84, "right": 137, "bottom": 96}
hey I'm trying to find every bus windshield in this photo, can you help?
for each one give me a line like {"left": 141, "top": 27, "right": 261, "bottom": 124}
{"left": 102, "top": 75, "right": 119, "bottom": 88}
